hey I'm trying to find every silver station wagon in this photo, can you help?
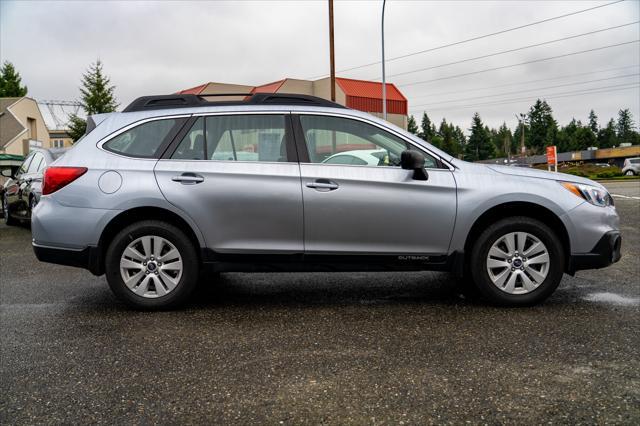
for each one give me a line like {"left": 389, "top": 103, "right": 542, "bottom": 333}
{"left": 32, "top": 93, "right": 621, "bottom": 309}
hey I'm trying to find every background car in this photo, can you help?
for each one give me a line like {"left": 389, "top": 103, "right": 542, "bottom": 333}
{"left": 322, "top": 148, "right": 400, "bottom": 166}
{"left": 2, "top": 147, "right": 67, "bottom": 226}
{"left": 622, "top": 157, "right": 640, "bottom": 176}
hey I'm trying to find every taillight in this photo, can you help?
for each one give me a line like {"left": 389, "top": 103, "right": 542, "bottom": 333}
{"left": 42, "top": 167, "right": 88, "bottom": 195}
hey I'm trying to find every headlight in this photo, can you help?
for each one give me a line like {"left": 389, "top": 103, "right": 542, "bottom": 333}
{"left": 560, "top": 182, "right": 614, "bottom": 207}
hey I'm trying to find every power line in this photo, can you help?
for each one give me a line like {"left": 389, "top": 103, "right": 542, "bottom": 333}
{"left": 408, "top": 64, "right": 640, "bottom": 101}
{"left": 400, "top": 40, "right": 640, "bottom": 88}
{"left": 307, "top": 0, "right": 625, "bottom": 79}
{"left": 411, "top": 73, "right": 640, "bottom": 108}
{"left": 409, "top": 83, "right": 640, "bottom": 112}
{"left": 370, "top": 22, "right": 638, "bottom": 81}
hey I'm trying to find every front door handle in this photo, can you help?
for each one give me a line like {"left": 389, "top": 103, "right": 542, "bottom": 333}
{"left": 306, "top": 179, "right": 339, "bottom": 191}
{"left": 172, "top": 173, "right": 204, "bottom": 184}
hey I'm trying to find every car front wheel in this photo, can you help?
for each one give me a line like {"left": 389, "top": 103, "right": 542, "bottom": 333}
{"left": 625, "top": 170, "right": 635, "bottom": 176}
{"left": 104, "top": 220, "right": 199, "bottom": 309}
{"left": 469, "top": 216, "right": 565, "bottom": 306}
{"left": 3, "top": 196, "right": 17, "bottom": 226}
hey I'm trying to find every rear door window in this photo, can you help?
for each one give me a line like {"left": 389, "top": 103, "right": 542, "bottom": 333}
{"left": 104, "top": 118, "right": 179, "bottom": 158}
{"left": 171, "top": 115, "right": 290, "bottom": 162}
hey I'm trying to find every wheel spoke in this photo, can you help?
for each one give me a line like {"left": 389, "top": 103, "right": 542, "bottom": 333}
{"left": 520, "top": 272, "right": 537, "bottom": 292}
{"left": 487, "top": 258, "right": 509, "bottom": 269}
{"left": 516, "top": 232, "right": 528, "bottom": 254}
{"left": 503, "top": 272, "right": 518, "bottom": 293}
{"left": 120, "top": 258, "right": 143, "bottom": 270}
{"left": 124, "top": 270, "right": 145, "bottom": 289}
{"left": 503, "top": 233, "right": 516, "bottom": 255}
{"left": 489, "top": 246, "right": 510, "bottom": 260}
{"left": 159, "top": 270, "right": 179, "bottom": 290}
{"left": 526, "top": 266, "right": 547, "bottom": 283}
{"left": 133, "top": 275, "right": 151, "bottom": 295}
{"left": 161, "top": 260, "right": 182, "bottom": 271}
{"left": 124, "top": 246, "right": 145, "bottom": 262}
{"left": 153, "top": 237, "right": 164, "bottom": 258}
{"left": 159, "top": 248, "right": 180, "bottom": 263}
{"left": 151, "top": 276, "right": 167, "bottom": 297}
{"left": 492, "top": 268, "right": 511, "bottom": 287}
{"left": 527, "top": 252, "right": 550, "bottom": 265}
{"left": 524, "top": 241, "right": 545, "bottom": 257}
{"left": 140, "top": 236, "right": 152, "bottom": 258}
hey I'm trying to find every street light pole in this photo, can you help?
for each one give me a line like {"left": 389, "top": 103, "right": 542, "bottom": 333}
{"left": 381, "top": 0, "right": 387, "bottom": 121}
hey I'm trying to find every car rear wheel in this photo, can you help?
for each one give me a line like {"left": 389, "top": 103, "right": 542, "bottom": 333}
{"left": 3, "top": 196, "right": 17, "bottom": 226}
{"left": 105, "top": 220, "right": 199, "bottom": 309}
{"left": 625, "top": 170, "right": 635, "bottom": 176}
{"left": 469, "top": 216, "right": 565, "bottom": 306}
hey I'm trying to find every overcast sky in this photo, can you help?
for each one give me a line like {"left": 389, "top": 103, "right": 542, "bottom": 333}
{"left": 1, "top": 0, "right": 639, "bottom": 132}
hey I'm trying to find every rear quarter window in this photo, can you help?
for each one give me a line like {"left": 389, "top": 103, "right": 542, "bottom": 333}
{"left": 104, "top": 118, "right": 179, "bottom": 158}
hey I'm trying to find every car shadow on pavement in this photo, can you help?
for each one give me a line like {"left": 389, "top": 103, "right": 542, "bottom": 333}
{"left": 185, "top": 271, "right": 472, "bottom": 310}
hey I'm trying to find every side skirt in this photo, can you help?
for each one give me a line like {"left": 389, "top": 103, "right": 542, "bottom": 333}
{"left": 202, "top": 249, "right": 462, "bottom": 274}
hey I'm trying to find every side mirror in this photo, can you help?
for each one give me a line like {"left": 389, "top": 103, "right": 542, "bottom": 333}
{"left": 1, "top": 168, "right": 13, "bottom": 178}
{"left": 401, "top": 150, "right": 429, "bottom": 181}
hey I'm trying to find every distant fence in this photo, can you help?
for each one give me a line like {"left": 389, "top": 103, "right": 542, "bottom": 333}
{"left": 479, "top": 145, "right": 640, "bottom": 167}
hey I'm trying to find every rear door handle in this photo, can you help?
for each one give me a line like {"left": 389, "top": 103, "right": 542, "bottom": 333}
{"left": 172, "top": 173, "right": 204, "bottom": 184}
{"left": 306, "top": 179, "right": 339, "bottom": 191}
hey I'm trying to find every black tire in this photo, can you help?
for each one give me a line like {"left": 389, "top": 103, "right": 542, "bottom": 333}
{"left": 104, "top": 220, "right": 199, "bottom": 310}
{"left": 469, "top": 216, "right": 565, "bottom": 307}
{"left": 3, "top": 195, "right": 17, "bottom": 226}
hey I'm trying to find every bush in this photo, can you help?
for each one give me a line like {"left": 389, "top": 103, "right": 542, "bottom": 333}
{"left": 595, "top": 169, "right": 622, "bottom": 178}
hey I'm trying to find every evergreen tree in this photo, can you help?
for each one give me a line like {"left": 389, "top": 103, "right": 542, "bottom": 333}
{"left": 588, "top": 109, "right": 598, "bottom": 135}
{"left": 68, "top": 60, "right": 118, "bottom": 141}
{"left": 527, "top": 99, "right": 557, "bottom": 153}
{"left": 492, "top": 122, "right": 513, "bottom": 158}
{"left": 420, "top": 112, "right": 435, "bottom": 142}
{"left": 597, "top": 119, "right": 618, "bottom": 148}
{"left": 616, "top": 109, "right": 638, "bottom": 146}
{"left": 0, "top": 61, "right": 28, "bottom": 97}
{"left": 464, "top": 113, "right": 494, "bottom": 161}
{"left": 438, "top": 119, "right": 458, "bottom": 157}
{"left": 407, "top": 115, "right": 419, "bottom": 135}
{"left": 452, "top": 126, "right": 466, "bottom": 159}
{"left": 574, "top": 126, "right": 597, "bottom": 150}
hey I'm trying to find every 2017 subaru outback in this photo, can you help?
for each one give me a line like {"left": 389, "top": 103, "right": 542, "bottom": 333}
{"left": 32, "top": 93, "right": 621, "bottom": 309}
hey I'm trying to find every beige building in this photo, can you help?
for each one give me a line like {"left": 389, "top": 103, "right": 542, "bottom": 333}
{"left": 0, "top": 97, "right": 51, "bottom": 156}
{"left": 179, "top": 77, "right": 408, "bottom": 130}
{"left": 48, "top": 129, "right": 74, "bottom": 149}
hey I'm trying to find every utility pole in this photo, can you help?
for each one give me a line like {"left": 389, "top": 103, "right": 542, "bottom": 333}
{"left": 504, "top": 132, "right": 510, "bottom": 164}
{"left": 328, "top": 0, "right": 336, "bottom": 102}
{"left": 516, "top": 113, "right": 526, "bottom": 159}
{"left": 381, "top": 0, "right": 387, "bottom": 120}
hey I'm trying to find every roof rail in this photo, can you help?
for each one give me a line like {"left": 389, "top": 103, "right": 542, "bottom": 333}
{"left": 122, "top": 93, "right": 345, "bottom": 113}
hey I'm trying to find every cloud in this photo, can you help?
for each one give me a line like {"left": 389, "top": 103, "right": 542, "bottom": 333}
{"left": 1, "top": 0, "right": 638, "bottom": 131}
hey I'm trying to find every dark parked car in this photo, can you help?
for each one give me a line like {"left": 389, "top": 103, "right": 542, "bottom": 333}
{"left": 2, "top": 148, "right": 67, "bottom": 225}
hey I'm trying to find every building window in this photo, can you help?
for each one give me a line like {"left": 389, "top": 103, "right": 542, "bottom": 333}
{"left": 53, "top": 139, "right": 65, "bottom": 148}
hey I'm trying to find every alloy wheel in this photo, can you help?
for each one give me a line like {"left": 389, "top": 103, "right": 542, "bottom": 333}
{"left": 486, "top": 231, "right": 550, "bottom": 295}
{"left": 119, "top": 235, "right": 183, "bottom": 298}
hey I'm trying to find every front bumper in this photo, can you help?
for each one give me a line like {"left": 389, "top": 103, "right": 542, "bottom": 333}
{"left": 567, "top": 231, "right": 622, "bottom": 274}
{"left": 33, "top": 243, "right": 103, "bottom": 275}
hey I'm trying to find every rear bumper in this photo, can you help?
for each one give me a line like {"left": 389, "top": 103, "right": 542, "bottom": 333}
{"left": 33, "top": 243, "right": 103, "bottom": 276}
{"left": 567, "top": 231, "right": 621, "bottom": 274}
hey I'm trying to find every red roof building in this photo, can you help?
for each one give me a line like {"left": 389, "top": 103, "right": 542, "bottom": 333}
{"left": 178, "top": 77, "right": 408, "bottom": 129}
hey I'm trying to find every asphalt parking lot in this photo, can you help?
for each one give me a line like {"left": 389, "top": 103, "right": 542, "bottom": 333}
{"left": 1, "top": 180, "right": 639, "bottom": 424}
